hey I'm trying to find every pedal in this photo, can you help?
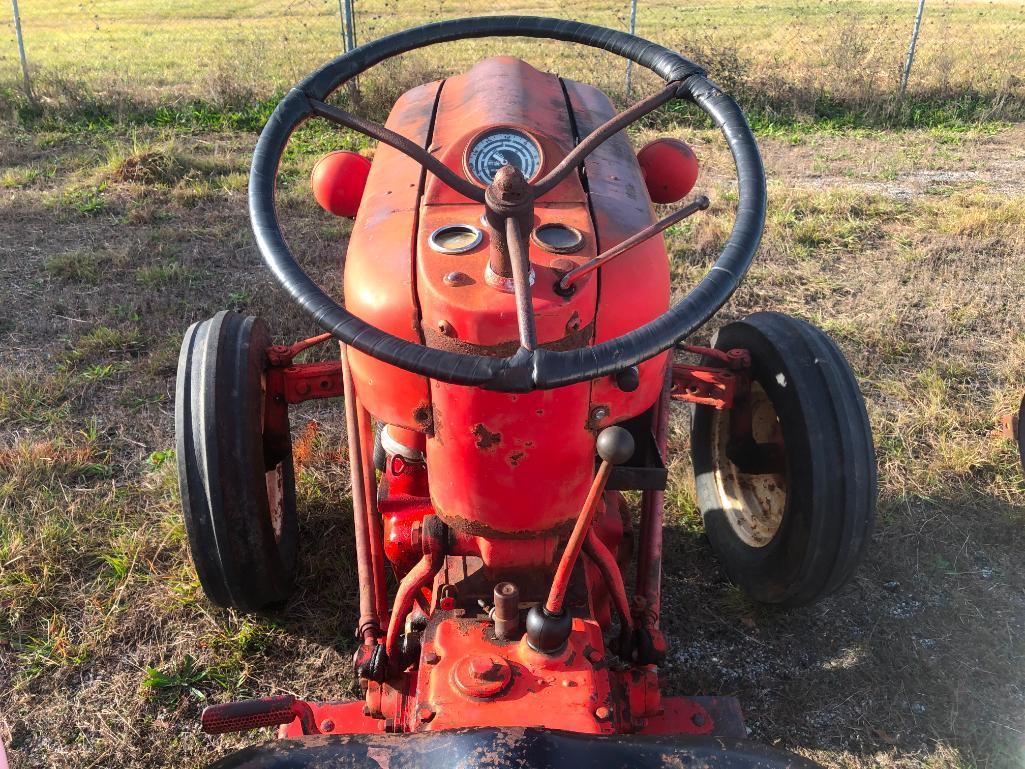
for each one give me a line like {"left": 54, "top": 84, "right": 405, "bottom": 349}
{"left": 201, "top": 695, "right": 317, "bottom": 735}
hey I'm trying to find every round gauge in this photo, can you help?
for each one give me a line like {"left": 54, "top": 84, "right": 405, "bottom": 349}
{"left": 465, "top": 128, "right": 542, "bottom": 186}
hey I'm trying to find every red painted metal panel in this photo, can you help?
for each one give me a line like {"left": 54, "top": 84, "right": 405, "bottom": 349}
{"left": 412, "top": 618, "right": 614, "bottom": 733}
{"left": 562, "top": 78, "right": 671, "bottom": 427}
{"left": 344, "top": 81, "right": 440, "bottom": 431}
{"left": 419, "top": 59, "right": 601, "bottom": 542}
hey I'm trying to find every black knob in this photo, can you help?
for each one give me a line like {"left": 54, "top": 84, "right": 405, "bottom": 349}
{"left": 596, "top": 426, "right": 635, "bottom": 465}
{"left": 525, "top": 605, "right": 572, "bottom": 653}
{"left": 615, "top": 366, "right": 640, "bottom": 392}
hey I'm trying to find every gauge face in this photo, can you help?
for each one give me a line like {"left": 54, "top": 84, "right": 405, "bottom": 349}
{"left": 466, "top": 128, "right": 542, "bottom": 186}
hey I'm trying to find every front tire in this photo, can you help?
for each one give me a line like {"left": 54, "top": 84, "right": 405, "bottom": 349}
{"left": 175, "top": 311, "right": 298, "bottom": 610}
{"left": 691, "top": 312, "right": 876, "bottom": 606}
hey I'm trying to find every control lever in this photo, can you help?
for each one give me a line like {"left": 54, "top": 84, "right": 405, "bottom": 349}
{"left": 526, "top": 426, "right": 635, "bottom": 653}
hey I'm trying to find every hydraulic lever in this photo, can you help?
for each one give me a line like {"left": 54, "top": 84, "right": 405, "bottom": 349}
{"left": 526, "top": 426, "right": 635, "bottom": 653}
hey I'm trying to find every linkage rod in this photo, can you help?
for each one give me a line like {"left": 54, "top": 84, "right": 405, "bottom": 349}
{"left": 340, "top": 346, "right": 381, "bottom": 643}
{"left": 559, "top": 195, "right": 709, "bottom": 290}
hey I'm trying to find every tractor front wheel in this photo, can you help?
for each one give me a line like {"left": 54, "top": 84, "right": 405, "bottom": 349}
{"left": 175, "top": 311, "right": 298, "bottom": 611}
{"left": 691, "top": 312, "right": 876, "bottom": 607}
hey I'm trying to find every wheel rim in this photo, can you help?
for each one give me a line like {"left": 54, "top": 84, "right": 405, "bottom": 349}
{"left": 709, "top": 383, "right": 787, "bottom": 548}
{"left": 265, "top": 463, "right": 285, "bottom": 544}
{"left": 260, "top": 371, "right": 285, "bottom": 545}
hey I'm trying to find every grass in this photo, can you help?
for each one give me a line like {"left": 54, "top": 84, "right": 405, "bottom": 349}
{"left": 2, "top": 1, "right": 1024, "bottom": 131}
{"left": 2, "top": 1, "right": 1025, "bottom": 768}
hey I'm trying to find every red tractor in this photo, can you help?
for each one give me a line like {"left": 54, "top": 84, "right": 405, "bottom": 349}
{"left": 175, "top": 17, "right": 875, "bottom": 768}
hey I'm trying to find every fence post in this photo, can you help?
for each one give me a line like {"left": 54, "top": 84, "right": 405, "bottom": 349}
{"left": 899, "top": 0, "right": 926, "bottom": 99}
{"left": 625, "top": 0, "right": 638, "bottom": 95}
{"left": 337, "top": 0, "right": 359, "bottom": 102}
{"left": 10, "top": 0, "right": 33, "bottom": 102}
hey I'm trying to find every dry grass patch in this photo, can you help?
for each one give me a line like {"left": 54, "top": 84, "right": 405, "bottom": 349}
{"left": 2, "top": 100, "right": 1025, "bottom": 768}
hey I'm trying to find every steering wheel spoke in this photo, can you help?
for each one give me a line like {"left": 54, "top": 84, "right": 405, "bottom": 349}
{"left": 530, "top": 81, "right": 680, "bottom": 199}
{"left": 309, "top": 98, "right": 486, "bottom": 203}
{"left": 504, "top": 216, "right": 539, "bottom": 351}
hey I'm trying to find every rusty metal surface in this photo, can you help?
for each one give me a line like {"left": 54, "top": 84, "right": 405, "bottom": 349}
{"left": 341, "top": 347, "right": 382, "bottom": 643}
{"left": 670, "top": 363, "right": 741, "bottom": 409}
{"left": 423, "top": 57, "right": 586, "bottom": 206}
{"left": 422, "top": 320, "right": 594, "bottom": 357}
{"left": 560, "top": 195, "right": 709, "bottom": 289}
{"left": 530, "top": 81, "right": 679, "bottom": 199}
{"left": 356, "top": 400, "right": 389, "bottom": 623}
{"left": 279, "top": 362, "right": 344, "bottom": 404}
{"left": 426, "top": 381, "right": 594, "bottom": 536}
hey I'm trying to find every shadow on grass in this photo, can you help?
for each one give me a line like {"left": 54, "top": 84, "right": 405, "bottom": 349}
{"left": 657, "top": 490, "right": 1025, "bottom": 766}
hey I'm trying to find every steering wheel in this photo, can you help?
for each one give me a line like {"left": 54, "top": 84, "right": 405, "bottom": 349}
{"left": 250, "top": 16, "right": 766, "bottom": 392}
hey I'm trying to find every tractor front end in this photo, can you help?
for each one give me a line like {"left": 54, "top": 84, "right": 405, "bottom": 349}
{"left": 174, "top": 17, "right": 875, "bottom": 769}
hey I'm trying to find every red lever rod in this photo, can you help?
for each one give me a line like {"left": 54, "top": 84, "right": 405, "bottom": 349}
{"left": 557, "top": 195, "right": 709, "bottom": 290}
{"left": 341, "top": 347, "right": 382, "bottom": 644}
{"left": 545, "top": 426, "right": 635, "bottom": 615}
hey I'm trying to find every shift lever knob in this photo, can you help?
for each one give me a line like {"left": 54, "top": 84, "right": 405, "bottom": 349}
{"left": 596, "top": 425, "right": 634, "bottom": 465}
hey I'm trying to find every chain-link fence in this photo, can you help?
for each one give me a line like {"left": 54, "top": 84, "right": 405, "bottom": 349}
{"left": 2, "top": 0, "right": 1024, "bottom": 125}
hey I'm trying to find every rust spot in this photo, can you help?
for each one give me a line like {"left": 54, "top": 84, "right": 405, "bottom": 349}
{"left": 586, "top": 402, "right": 612, "bottom": 431}
{"left": 535, "top": 409, "right": 544, "bottom": 417}
{"left": 472, "top": 423, "right": 501, "bottom": 450}
{"left": 507, "top": 451, "right": 525, "bottom": 467}
{"left": 565, "top": 311, "right": 581, "bottom": 334}
{"left": 413, "top": 403, "right": 433, "bottom": 433}
{"left": 423, "top": 321, "right": 595, "bottom": 357}
{"left": 435, "top": 506, "right": 575, "bottom": 539}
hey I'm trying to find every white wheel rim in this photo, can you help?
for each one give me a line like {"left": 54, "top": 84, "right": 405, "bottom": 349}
{"left": 266, "top": 463, "right": 285, "bottom": 544}
{"left": 709, "top": 382, "right": 787, "bottom": 548}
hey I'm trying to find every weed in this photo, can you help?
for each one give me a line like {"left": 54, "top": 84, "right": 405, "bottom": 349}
{"left": 44, "top": 250, "right": 113, "bottom": 284}
{"left": 136, "top": 262, "right": 197, "bottom": 287}
{"left": 141, "top": 655, "right": 223, "bottom": 703}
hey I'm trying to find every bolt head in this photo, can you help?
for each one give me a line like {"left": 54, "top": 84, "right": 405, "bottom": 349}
{"left": 437, "top": 319, "right": 455, "bottom": 336}
{"left": 423, "top": 650, "right": 440, "bottom": 665}
{"left": 595, "top": 706, "right": 611, "bottom": 721}
{"left": 495, "top": 582, "right": 517, "bottom": 597}
{"left": 320, "top": 719, "right": 335, "bottom": 732}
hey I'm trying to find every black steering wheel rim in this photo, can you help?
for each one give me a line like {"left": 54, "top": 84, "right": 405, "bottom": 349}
{"left": 249, "top": 16, "right": 767, "bottom": 392}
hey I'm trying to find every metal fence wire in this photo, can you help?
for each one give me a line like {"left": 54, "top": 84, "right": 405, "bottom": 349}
{"left": 2, "top": 0, "right": 1024, "bottom": 119}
